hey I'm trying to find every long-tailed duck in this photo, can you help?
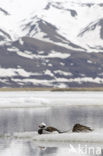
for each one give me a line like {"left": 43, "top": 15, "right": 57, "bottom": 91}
{"left": 38, "top": 123, "right": 61, "bottom": 134}
{"left": 72, "top": 123, "right": 93, "bottom": 132}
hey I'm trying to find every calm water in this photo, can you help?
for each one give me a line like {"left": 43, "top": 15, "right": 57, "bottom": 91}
{"left": 0, "top": 91, "right": 103, "bottom": 156}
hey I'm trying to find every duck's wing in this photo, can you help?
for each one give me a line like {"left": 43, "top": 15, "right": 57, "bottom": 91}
{"left": 83, "top": 126, "right": 93, "bottom": 131}
{"left": 72, "top": 124, "right": 93, "bottom": 132}
{"left": 79, "top": 124, "right": 93, "bottom": 131}
{"left": 45, "top": 127, "right": 60, "bottom": 132}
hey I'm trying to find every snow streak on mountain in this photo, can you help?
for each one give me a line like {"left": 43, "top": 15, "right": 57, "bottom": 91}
{"left": 0, "top": 0, "right": 103, "bottom": 88}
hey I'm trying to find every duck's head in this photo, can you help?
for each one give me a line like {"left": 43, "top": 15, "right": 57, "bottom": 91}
{"left": 74, "top": 123, "right": 81, "bottom": 127}
{"left": 39, "top": 122, "right": 46, "bottom": 129}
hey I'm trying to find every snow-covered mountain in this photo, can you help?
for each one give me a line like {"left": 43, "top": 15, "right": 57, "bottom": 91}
{"left": 0, "top": 0, "right": 103, "bottom": 88}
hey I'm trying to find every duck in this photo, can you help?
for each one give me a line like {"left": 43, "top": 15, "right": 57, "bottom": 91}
{"left": 38, "top": 122, "right": 61, "bottom": 134}
{"left": 72, "top": 123, "right": 93, "bottom": 132}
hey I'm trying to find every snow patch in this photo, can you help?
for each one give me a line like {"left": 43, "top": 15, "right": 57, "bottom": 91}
{"left": 54, "top": 70, "right": 72, "bottom": 76}
{"left": 7, "top": 47, "right": 19, "bottom": 52}
{"left": 87, "top": 60, "right": 93, "bottom": 64}
{"left": 48, "top": 64, "right": 52, "bottom": 67}
{"left": 19, "top": 38, "right": 24, "bottom": 45}
{"left": 16, "top": 51, "right": 34, "bottom": 59}
{"left": 0, "top": 68, "right": 39, "bottom": 77}
{"left": 48, "top": 51, "right": 71, "bottom": 59}
{"left": 44, "top": 70, "right": 54, "bottom": 77}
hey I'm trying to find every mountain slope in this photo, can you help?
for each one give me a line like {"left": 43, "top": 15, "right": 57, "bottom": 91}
{"left": 78, "top": 18, "right": 103, "bottom": 51}
{"left": 0, "top": 36, "right": 103, "bottom": 88}
{"left": 0, "top": 0, "right": 103, "bottom": 87}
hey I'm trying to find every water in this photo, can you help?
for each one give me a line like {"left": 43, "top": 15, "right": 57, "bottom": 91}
{"left": 0, "top": 91, "right": 103, "bottom": 156}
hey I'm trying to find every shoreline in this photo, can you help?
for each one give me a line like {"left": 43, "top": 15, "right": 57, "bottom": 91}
{"left": 0, "top": 87, "right": 103, "bottom": 91}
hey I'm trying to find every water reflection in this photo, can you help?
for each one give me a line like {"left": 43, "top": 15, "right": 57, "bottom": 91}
{"left": 0, "top": 138, "right": 102, "bottom": 156}
{"left": 0, "top": 139, "right": 57, "bottom": 156}
{"left": 0, "top": 91, "right": 102, "bottom": 155}
{"left": 0, "top": 105, "right": 103, "bottom": 133}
